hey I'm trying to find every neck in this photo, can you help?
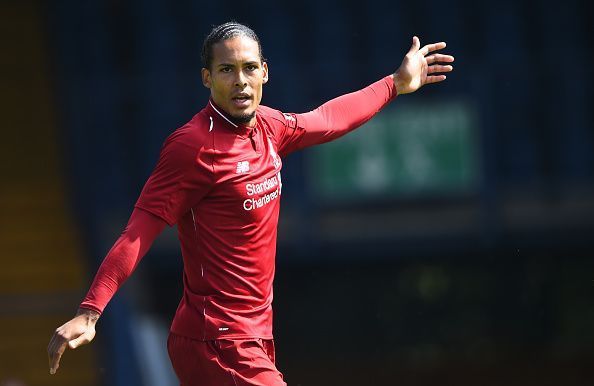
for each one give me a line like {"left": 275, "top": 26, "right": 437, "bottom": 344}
{"left": 209, "top": 99, "right": 257, "bottom": 127}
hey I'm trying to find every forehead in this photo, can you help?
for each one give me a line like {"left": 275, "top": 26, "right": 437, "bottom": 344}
{"left": 211, "top": 35, "right": 261, "bottom": 65}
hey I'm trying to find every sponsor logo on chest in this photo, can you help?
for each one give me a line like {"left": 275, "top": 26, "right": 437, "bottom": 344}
{"left": 233, "top": 135, "right": 283, "bottom": 211}
{"left": 243, "top": 172, "right": 282, "bottom": 211}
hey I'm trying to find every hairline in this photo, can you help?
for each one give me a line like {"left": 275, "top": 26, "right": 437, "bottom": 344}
{"left": 202, "top": 22, "right": 265, "bottom": 71}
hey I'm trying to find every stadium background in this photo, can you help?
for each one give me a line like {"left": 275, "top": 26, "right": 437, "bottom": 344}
{"left": 1, "top": 0, "right": 593, "bottom": 385}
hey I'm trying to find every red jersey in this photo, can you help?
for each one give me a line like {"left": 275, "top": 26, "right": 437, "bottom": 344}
{"left": 80, "top": 75, "right": 396, "bottom": 340}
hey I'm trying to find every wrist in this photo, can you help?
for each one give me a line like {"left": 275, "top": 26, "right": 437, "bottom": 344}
{"left": 392, "top": 72, "right": 407, "bottom": 95}
{"left": 76, "top": 308, "right": 101, "bottom": 323}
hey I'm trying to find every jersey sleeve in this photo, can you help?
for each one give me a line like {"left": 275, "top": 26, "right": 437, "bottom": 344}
{"left": 79, "top": 208, "right": 167, "bottom": 314}
{"left": 135, "top": 137, "right": 213, "bottom": 226}
{"left": 266, "top": 75, "right": 397, "bottom": 157}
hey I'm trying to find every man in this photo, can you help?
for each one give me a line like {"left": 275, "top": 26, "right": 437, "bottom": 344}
{"left": 48, "top": 22, "right": 453, "bottom": 385}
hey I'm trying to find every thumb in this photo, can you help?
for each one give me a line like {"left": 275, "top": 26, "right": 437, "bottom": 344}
{"left": 68, "top": 331, "right": 93, "bottom": 349}
{"left": 408, "top": 36, "right": 420, "bottom": 54}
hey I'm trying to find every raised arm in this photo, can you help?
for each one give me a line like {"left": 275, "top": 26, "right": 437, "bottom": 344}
{"left": 277, "top": 36, "right": 454, "bottom": 153}
{"left": 47, "top": 207, "right": 166, "bottom": 375}
{"left": 294, "top": 75, "right": 398, "bottom": 149}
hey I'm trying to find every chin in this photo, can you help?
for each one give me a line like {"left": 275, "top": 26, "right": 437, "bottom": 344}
{"left": 231, "top": 110, "right": 256, "bottom": 125}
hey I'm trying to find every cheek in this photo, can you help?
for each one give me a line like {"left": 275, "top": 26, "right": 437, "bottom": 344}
{"left": 213, "top": 84, "right": 232, "bottom": 102}
{"left": 250, "top": 76, "right": 263, "bottom": 90}
{"left": 211, "top": 75, "right": 232, "bottom": 91}
{"left": 254, "top": 87, "right": 263, "bottom": 99}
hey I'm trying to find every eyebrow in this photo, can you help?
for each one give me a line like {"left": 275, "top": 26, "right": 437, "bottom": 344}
{"left": 217, "top": 61, "right": 260, "bottom": 67}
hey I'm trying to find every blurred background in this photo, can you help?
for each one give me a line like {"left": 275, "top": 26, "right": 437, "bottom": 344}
{"left": 1, "top": 0, "right": 593, "bottom": 385}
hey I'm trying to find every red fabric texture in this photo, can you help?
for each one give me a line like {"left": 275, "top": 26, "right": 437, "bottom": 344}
{"left": 80, "top": 208, "right": 166, "bottom": 313}
{"left": 79, "top": 76, "right": 397, "bottom": 339}
{"left": 167, "top": 334, "right": 285, "bottom": 386}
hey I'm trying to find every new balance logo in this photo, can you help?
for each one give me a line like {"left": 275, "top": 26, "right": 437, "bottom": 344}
{"left": 236, "top": 161, "right": 250, "bottom": 174}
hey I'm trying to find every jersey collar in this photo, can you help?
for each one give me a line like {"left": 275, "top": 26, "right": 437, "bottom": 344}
{"left": 206, "top": 99, "right": 256, "bottom": 137}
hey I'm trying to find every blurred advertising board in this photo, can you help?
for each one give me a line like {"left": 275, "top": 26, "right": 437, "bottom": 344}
{"left": 307, "top": 100, "right": 478, "bottom": 201}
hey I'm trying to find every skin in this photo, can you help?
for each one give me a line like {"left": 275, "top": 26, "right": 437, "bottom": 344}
{"left": 392, "top": 36, "right": 454, "bottom": 95}
{"left": 47, "top": 308, "right": 99, "bottom": 375}
{"left": 47, "top": 33, "right": 453, "bottom": 376}
{"left": 201, "top": 35, "right": 269, "bottom": 127}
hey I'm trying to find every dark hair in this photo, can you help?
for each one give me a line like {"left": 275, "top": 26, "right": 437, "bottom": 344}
{"left": 201, "top": 22, "right": 265, "bottom": 69}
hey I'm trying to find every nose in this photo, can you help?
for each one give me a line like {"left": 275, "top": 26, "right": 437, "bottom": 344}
{"left": 234, "top": 70, "right": 247, "bottom": 88}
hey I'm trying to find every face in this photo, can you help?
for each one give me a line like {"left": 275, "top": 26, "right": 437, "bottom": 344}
{"left": 202, "top": 35, "right": 268, "bottom": 126}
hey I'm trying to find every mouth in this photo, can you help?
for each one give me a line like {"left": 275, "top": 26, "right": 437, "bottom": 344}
{"left": 231, "top": 93, "right": 252, "bottom": 108}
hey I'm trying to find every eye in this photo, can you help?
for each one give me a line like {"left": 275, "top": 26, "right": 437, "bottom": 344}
{"left": 220, "top": 67, "right": 232, "bottom": 73}
{"left": 246, "top": 64, "right": 258, "bottom": 71}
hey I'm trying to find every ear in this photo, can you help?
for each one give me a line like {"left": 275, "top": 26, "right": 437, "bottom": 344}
{"left": 262, "top": 62, "right": 269, "bottom": 84}
{"left": 201, "top": 68, "right": 212, "bottom": 89}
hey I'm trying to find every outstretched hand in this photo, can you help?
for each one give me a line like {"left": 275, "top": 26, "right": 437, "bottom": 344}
{"left": 47, "top": 308, "right": 99, "bottom": 375}
{"left": 393, "top": 36, "right": 454, "bottom": 95}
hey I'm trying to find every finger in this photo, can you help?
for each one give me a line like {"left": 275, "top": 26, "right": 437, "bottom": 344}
{"left": 425, "top": 75, "right": 447, "bottom": 84}
{"left": 408, "top": 36, "right": 420, "bottom": 55}
{"left": 426, "top": 54, "right": 455, "bottom": 64}
{"left": 48, "top": 323, "right": 67, "bottom": 352}
{"left": 48, "top": 332, "right": 61, "bottom": 368}
{"left": 48, "top": 327, "right": 69, "bottom": 374}
{"left": 427, "top": 64, "right": 453, "bottom": 74}
{"left": 419, "top": 42, "right": 447, "bottom": 56}
{"left": 49, "top": 341, "right": 67, "bottom": 374}
{"left": 47, "top": 333, "right": 57, "bottom": 356}
{"left": 68, "top": 333, "right": 91, "bottom": 349}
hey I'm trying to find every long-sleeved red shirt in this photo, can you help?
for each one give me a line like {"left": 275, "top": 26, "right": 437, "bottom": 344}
{"left": 80, "top": 75, "right": 397, "bottom": 340}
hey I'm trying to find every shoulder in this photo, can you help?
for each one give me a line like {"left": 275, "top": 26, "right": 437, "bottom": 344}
{"left": 157, "top": 110, "right": 215, "bottom": 169}
{"left": 257, "top": 104, "right": 283, "bottom": 120}
{"left": 166, "top": 110, "right": 211, "bottom": 147}
{"left": 257, "top": 105, "right": 297, "bottom": 129}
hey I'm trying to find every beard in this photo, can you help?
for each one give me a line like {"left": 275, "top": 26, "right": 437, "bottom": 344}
{"left": 230, "top": 111, "right": 256, "bottom": 125}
